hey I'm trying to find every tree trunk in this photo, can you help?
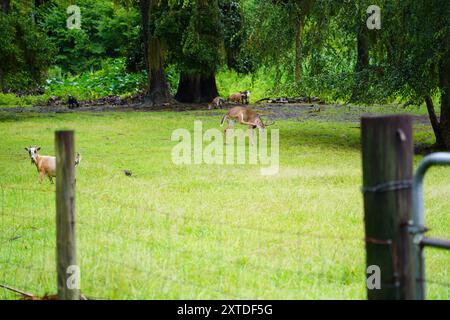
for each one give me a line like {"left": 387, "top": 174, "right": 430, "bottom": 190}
{"left": 199, "top": 73, "right": 219, "bottom": 102}
{"left": 294, "top": 16, "right": 304, "bottom": 83}
{"left": 424, "top": 96, "right": 444, "bottom": 147}
{"left": 351, "top": 24, "right": 369, "bottom": 101}
{"left": 356, "top": 28, "right": 369, "bottom": 72}
{"left": 147, "top": 36, "right": 170, "bottom": 104}
{"left": 140, "top": 0, "right": 170, "bottom": 106}
{"left": 175, "top": 72, "right": 219, "bottom": 103}
{"left": 0, "top": 68, "right": 3, "bottom": 92}
{"left": 140, "top": 0, "right": 150, "bottom": 89}
{"left": 1, "top": 0, "right": 10, "bottom": 13}
{"left": 439, "top": 61, "right": 450, "bottom": 150}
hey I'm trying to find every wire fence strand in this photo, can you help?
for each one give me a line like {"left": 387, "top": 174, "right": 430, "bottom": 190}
{"left": 1, "top": 183, "right": 448, "bottom": 299}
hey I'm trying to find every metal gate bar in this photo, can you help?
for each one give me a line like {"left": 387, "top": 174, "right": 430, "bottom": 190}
{"left": 411, "top": 152, "right": 450, "bottom": 299}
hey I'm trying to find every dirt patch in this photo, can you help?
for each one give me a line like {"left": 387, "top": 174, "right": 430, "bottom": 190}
{"left": 0, "top": 101, "right": 431, "bottom": 125}
{"left": 241, "top": 103, "right": 430, "bottom": 126}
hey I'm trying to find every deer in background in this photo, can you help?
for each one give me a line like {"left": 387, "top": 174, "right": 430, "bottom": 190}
{"left": 228, "top": 90, "right": 250, "bottom": 105}
{"left": 208, "top": 96, "right": 225, "bottom": 110}
{"left": 220, "top": 106, "right": 274, "bottom": 145}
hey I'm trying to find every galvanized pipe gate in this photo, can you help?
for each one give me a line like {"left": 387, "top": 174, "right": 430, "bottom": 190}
{"left": 362, "top": 115, "right": 450, "bottom": 300}
{"left": 410, "top": 152, "right": 450, "bottom": 299}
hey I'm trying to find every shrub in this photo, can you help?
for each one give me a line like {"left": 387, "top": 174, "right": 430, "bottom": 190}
{"left": 44, "top": 58, "right": 147, "bottom": 100}
{"left": 0, "top": 13, "right": 55, "bottom": 91}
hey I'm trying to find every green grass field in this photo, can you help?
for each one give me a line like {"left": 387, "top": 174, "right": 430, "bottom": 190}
{"left": 0, "top": 106, "right": 448, "bottom": 299}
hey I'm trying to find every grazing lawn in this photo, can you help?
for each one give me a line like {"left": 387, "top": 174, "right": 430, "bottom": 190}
{"left": 0, "top": 106, "right": 448, "bottom": 299}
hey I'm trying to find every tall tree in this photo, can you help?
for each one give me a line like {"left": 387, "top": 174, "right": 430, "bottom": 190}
{"left": 384, "top": 0, "right": 450, "bottom": 149}
{"left": 438, "top": 56, "right": 450, "bottom": 148}
{"left": 290, "top": 0, "right": 314, "bottom": 82}
{"left": 351, "top": 4, "right": 370, "bottom": 101}
{"left": 246, "top": 0, "right": 318, "bottom": 85}
{"left": 140, "top": 0, "right": 170, "bottom": 105}
{"left": 0, "top": 0, "right": 54, "bottom": 91}
{"left": 173, "top": 0, "right": 222, "bottom": 103}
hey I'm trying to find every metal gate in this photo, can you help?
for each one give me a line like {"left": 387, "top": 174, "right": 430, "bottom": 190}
{"left": 411, "top": 152, "right": 450, "bottom": 299}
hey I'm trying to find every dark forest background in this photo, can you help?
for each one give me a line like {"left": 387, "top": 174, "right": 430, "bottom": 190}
{"left": 0, "top": 0, "right": 449, "bottom": 148}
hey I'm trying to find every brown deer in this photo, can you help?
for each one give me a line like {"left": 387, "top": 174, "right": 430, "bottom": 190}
{"left": 228, "top": 91, "right": 250, "bottom": 104}
{"left": 220, "top": 106, "right": 274, "bottom": 145}
{"left": 208, "top": 96, "right": 225, "bottom": 110}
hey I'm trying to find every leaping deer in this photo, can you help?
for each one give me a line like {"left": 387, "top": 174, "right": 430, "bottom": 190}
{"left": 220, "top": 106, "right": 274, "bottom": 145}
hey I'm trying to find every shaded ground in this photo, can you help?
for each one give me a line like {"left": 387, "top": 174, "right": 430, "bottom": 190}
{"left": 257, "top": 103, "right": 431, "bottom": 125}
{"left": 0, "top": 102, "right": 432, "bottom": 126}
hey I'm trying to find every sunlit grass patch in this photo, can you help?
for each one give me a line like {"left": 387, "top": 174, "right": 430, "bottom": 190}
{"left": 0, "top": 109, "right": 448, "bottom": 299}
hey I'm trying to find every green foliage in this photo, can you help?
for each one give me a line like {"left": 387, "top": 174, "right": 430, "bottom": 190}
{"left": 44, "top": 58, "right": 146, "bottom": 99}
{"left": 0, "top": 12, "right": 55, "bottom": 90}
{"left": 244, "top": 1, "right": 294, "bottom": 69}
{"left": 157, "top": 0, "right": 224, "bottom": 74}
{"left": 0, "top": 93, "right": 46, "bottom": 107}
{"left": 0, "top": 58, "right": 146, "bottom": 107}
{"left": 37, "top": 0, "right": 142, "bottom": 74}
{"left": 166, "top": 64, "right": 181, "bottom": 94}
{"left": 385, "top": 0, "right": 449, "bottom": 100}
{"left": 216, "top": 68, "right": 266, "bottom": 100}
{"left": 219, "top": 0, "right": 253, "bottom": 73}
{"left": 3, "top": 0, "right": 449, "bottom": 107}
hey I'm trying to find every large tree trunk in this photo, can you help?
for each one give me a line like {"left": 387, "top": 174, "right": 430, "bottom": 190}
{"left": 147, "top": 37, "right": 170, "bottom": 104}
{"left": 439, "top": 61, "right": 450, "bottom": 150}
{"left": 425, "top": 96, "right": 444, "bottom": 147}
{"left": 140, "top": 0, "right": 170, "bottom": 105}
{"left": 351, "top": 24, "right": 369, "bottom": 101}
{"left": 294, "top": 16, "right": 304, "bottom": 83}
{"left": 355, "top": 28, "right": 369, "bottom": 69}
{"left": 175, "top": 72, "right": 219, "bottom": 103}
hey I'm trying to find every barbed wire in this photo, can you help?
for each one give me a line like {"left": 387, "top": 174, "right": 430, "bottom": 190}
{"left": 93, "top": 256, "right": 245, "bottom": 299}
{"left": 0, "top": 183, "right": 437, "bottom": 246}
{"left": 1, "top": 183, "right": 448, "bottom": 300}
{"left": 75, "top": 191, "right": 364, "bottom": 243}
{"left": 77, "top": 224, "right": 302, "bottom": 274}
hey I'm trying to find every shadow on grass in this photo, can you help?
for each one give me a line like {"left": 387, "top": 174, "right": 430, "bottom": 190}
{"left": 280, "top": 123, "right": 362, "bottom": 152}
{"left": 1, "top": 108, "right": 441, "bottom": 155}
{"left": 0, "top": 111, "right": 56, "bottom": 123}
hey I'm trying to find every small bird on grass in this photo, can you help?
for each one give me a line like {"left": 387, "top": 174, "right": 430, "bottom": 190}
{"left": 123, "top": 170, "right": 132, "bottom": 177}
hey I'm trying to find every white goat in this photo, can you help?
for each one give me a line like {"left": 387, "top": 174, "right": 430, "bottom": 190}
{"left": 25, "top": 146, "right": 81, "bottom": 183}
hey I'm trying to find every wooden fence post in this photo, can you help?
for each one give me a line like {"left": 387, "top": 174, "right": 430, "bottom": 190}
{"left": 55, "top": 131, "right": 80, "bottom": 300}
{"left": 361, "top": 115, "right": 415, "bottom": 299}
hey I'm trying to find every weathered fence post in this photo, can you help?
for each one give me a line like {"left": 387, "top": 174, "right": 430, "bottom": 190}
{"left": 361, "top": 115, "right": 416, "bottom": 299}
{"left": 55, "top": 130, "right": 80, "bottom": 300}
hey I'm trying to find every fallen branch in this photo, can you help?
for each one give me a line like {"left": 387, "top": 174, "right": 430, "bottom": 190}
{"left": 0, "top": 283, "right": 34, "bottom": 298}
{"left": 255, "top": 97, "right": 325, "bottom": 104}
{"left": 0, "top": 284, "right": 90, "bottom": 300}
